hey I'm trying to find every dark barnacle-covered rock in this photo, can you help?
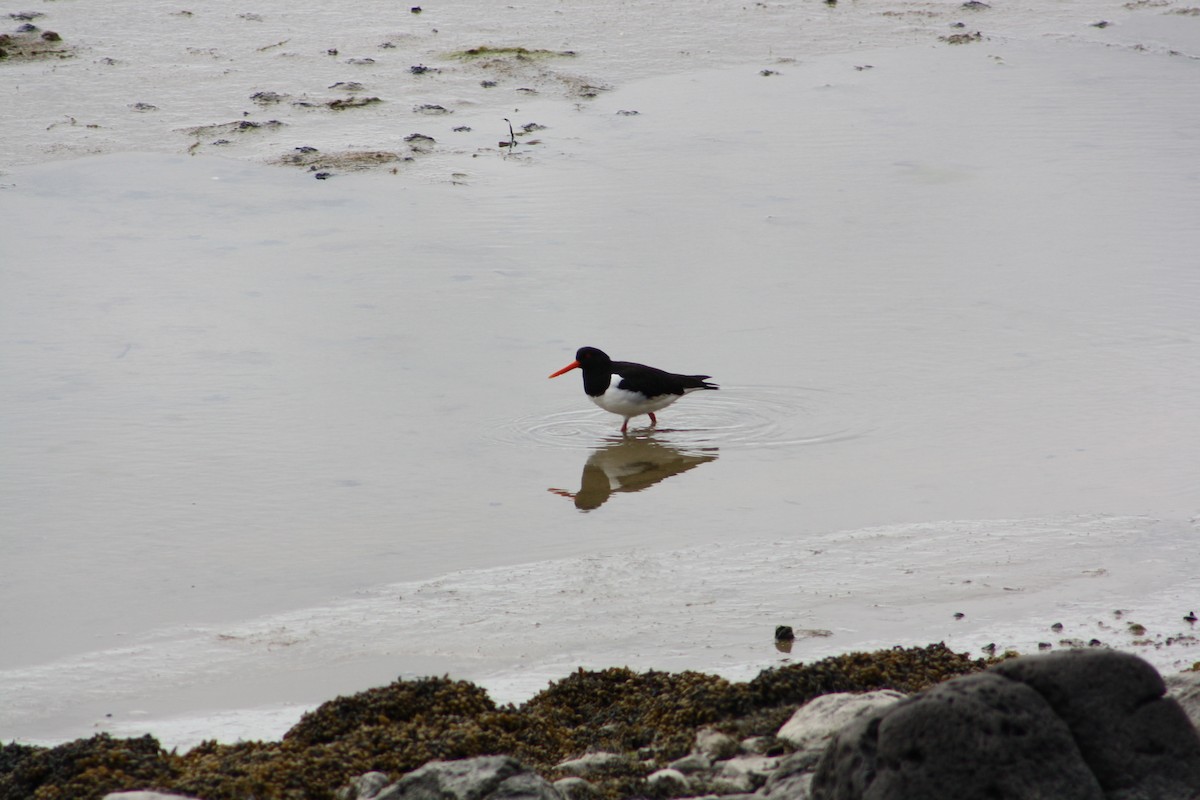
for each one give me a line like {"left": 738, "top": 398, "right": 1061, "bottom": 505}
{"left": 812, "top": 649, "right": 1200, "bottom": 800}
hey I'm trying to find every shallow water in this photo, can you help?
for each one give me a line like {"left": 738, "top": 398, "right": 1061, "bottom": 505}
{"left": 2, "top": 0, "right": 1200, "bottom": 748}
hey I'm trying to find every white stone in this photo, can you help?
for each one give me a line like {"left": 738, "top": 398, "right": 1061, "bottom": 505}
{"left": 694, "top": 727, "right": 740, "bottom": 760}
{"left": 646, "top": 768, "right": 690, "bottom": 792}
{"left": 551, "top": 776, "right": 597, "bottom": 800}
{"left": 554, "top": 751, "right": 629, "bottom": 777}
{"left": 708, "top": 774, "right": 755, "bottom": 794}
{"left": 338, "top": 771, "right": 392, "bottom": 800}
{"left": 718, "top": 755, "right": 779, "bottom": 792}
{"left": 776, "top": 690, "right": 906, "bottom": 754}
{"left": 740, "top": 735, "right": 776, "bottom": 754}
{"left": 720, "top": 755, "right": 779, "bottom": 777}
{"left": 667, "top": 752, "right": 712, "bottom": 773}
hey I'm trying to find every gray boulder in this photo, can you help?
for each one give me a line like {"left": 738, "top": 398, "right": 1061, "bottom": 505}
{"left": 375, "top": 755, "right": 562, "bottom": 800}
{"left": 993, "top": 649, "right": 1200, "bottom": 799}
{"left": 811, "top": 649, "right": 1200, "bottom": 800}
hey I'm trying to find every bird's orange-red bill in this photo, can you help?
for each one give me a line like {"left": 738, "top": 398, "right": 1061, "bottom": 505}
{"left": 548, "top": 360, "right": 580, "bottom": 378}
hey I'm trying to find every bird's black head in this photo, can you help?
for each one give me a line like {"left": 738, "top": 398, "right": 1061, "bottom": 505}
{"left": 574, "top": 346, "right": 611, "bottom": 367}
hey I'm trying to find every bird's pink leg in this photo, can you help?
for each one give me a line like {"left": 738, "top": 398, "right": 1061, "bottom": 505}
{"left": 649, "top": 412, "right": 657, "bottom": 427}
{"left": 621, "top": 418, "right": 630, "bottom": 433}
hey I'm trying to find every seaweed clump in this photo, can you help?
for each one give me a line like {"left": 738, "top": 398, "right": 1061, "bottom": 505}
{"left": 0, "top": 643, "right": 990, "bottom": 800}
{"left": 748, "top": 641, "right": 991, "bottom": 706}
{"left": 0, "top": 734, "right": 178, "bottom": 800}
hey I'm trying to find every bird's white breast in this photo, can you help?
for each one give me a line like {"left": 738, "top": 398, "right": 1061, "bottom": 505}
{"left": 589, "top": 375, "right": 680, "bottom": 418}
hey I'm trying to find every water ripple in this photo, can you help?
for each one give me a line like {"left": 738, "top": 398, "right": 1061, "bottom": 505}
{"left": 489, "top": 385, "right": 873, "bottom": 451}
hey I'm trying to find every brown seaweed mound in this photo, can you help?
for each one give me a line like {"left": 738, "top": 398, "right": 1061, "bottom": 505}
{"left": 0, "top": 643, "right": 989, "bottom": 800}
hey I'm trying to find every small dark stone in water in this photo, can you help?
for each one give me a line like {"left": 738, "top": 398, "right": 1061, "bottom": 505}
{"left": 410, "top": 64, "right": 432, "bottom": 74}
{"left": 1038, "top": 642, "right": 1053, "bottom": 650}
{"left": 1088, "top": 638, "right": 1103, "bottom": 647}
{"left": 314, "top": 172, "right": 331, "bottom": 180}
{"left": 452, "top": 126, "right": 471, "bottom": 132}
{"left": 16, "top": 22, "right": 37, "bottom": 32}
{"left": 1186, "top": 611, "right": 1197, "bottom": 623}
{"left": 41, "top": 30, "right": 60, "bottom": 42}
{"left": 982, "top": 643, "right": 997, "bottom": 655}
{"left": 481, "top": 80, "right": 497, "bottom": 88}
{"left": 774, "top": 625, "right": 795, "bottom": 642}
{"left": 961, "top": 0, "right": 990, "bottom": 8}
{"left": 616, "top": 109, "right": 639, "bottom": 116}
{"left": 9, "top": 11, "right": 45, "bottom": 20}
{"left": 411, "top": 6, "right": 422, "bottom": 12}
{"left": 1092, "top": 20, "right": 1111, "bottom": 28}
{"left": 953, "top": 612, "right": 965, "bottom": 620}
{"left": 295, "top": 146, "right": 319, "bottom": 153}
{"left": 1051, "top": 622, "right": 1064, "bottom": 631}
{"left": 326, "top": 48, "right": 338, "bottom": 56}
{"left": 760, "top": 69, "right": 779, "bottom": 76}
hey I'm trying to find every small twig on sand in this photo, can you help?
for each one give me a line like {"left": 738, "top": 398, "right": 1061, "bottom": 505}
{"left": 503, "top": 117, "right": 516, "bottom": 150}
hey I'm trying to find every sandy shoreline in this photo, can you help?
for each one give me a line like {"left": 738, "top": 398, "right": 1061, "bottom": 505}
{"left": 3, "top": 0, "right": 1200, "bottom": 764}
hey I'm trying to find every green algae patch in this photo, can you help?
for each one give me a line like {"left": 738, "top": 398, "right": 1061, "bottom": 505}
{"left": 448, "top": 45, "right": 577, "bottom": 60}
{"left": 0, "top": 26, "right": 73, "bottom": 62}
{"left": 0, "top": 644, "right": 990, "bottom": 800}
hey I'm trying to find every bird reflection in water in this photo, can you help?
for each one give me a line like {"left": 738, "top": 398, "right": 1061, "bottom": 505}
{"left": 549, "top": 434, "right": 718, "bottom": 511}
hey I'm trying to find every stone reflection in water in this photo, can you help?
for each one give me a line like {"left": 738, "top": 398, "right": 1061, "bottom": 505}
{"left": 548, "top": 436, "right": 718, "bottom": 511}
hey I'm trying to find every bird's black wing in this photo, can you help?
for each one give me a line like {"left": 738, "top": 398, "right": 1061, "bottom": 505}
{"left": 612, "top": 361, "right": 718, "bottom": 395}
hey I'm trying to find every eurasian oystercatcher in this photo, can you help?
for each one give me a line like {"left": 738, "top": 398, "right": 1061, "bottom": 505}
{"left": 548, "top": 346, "right": 719, "bottom": 433}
